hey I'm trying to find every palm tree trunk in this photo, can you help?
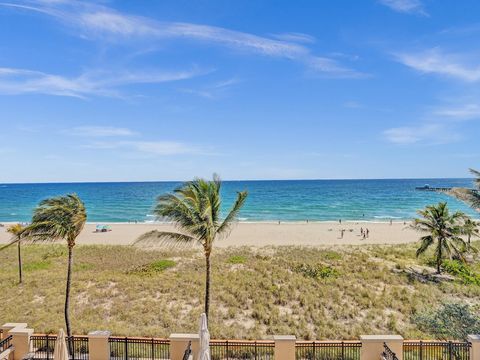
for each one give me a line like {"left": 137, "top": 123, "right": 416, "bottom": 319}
{"left": 65, "top": 245, "right": 73, "bottom": 337}
{"left": 17, "top": 241, "right": 22, "bottom": 284}
{"left": 468, "top": 234, "right": 471, "bottom": 244}
{"left": 205, "top": 254, "right": 211, "bottom": 320}
{"left": 437, "top": 238, "right": 442, "bottom": 274}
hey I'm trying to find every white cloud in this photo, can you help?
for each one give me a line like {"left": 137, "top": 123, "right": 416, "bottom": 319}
{"left": 384, "top": 123, "right": 461, "bottom": 144}
{"left": 395, "top": 48, "right": 480, "bottom": 82}
{"left": 0, "top": 1, "right": 363, "bottom": 78}
{"left": 379, "top": 0, "right": 427, "bottom": 16}
{"left": 69, "top": 126, "right": 138, "bottom": 137}
{"left": 83, "top": 140, "right": 207, "bottom": 156}
{"left": 179, "top": 77, "right": 241, "bottom": 99}
{"left": 433, "top": 103, "right": 480, "bottom": 120}
{"left": 0, "top": 66, "right": 204, "bottom": 98}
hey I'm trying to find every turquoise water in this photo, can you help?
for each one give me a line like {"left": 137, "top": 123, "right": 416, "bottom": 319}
{"left": 0, "top": 179, "right": 478, "bottom": 222}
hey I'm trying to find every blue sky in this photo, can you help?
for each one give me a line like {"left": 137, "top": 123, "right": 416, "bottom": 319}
{"left": 0, "top": 0, "right": 479, "bottom": 182}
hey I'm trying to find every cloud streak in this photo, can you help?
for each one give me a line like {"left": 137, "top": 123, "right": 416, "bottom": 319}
{"left": 395, "top": 48, "right": 480, "bottom": 82}
{"left": 0, "top": 66, "right": 205, "bottom": 98}
{"left": 378, "top": 0, "right": 427, "bottom": 16}
{"left": 1, "top": 0, "right": 363, "bottom": 78}
{"left": 384, "top": 123, "right": 461, "bottom": 145}
{"left": 69, "top": 126, "right": 138, "bottom": 137}
{"left": 84, "top": 140, "right": 208, "bottom": 156}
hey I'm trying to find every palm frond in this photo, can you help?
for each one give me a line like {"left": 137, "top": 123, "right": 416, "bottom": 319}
{"left": 416, "top": 235, "right": 434, "bottom": 257}
{"left": 217, "top": 191, "right": 248, "bottom": 237}
{"left": 134, "top": 230, "right": 197, "bottom": 248}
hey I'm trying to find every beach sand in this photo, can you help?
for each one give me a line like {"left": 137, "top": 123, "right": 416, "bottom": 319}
{"left": 0, "top": 221, "right": 419, "bottom": 247}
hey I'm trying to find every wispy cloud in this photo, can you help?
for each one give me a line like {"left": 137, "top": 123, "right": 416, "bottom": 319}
{"left": 179, "top": 77, "right": 241, "bottom": 99}
{"left": 433, "top": 103, "right": 480, "bottom": 120}
{"left": 395, "top": 48, "right": 480, "bottom": 82}
{"left": 69, "top": 126, "right": 138, "bottom": 137}
{"left": 0, "top": 66, "right": 205, "bottom": 98}
{"left": 83, "top": 140, "right": 209, "bottom": 156}
{"left": 0, "top": 1, "right": 363, "bottom": 78}
{"left": 383, "top": 123, "right": 461, "bottom": 144}
{"left": 378, "top": 0, "right": 427, "bottom": 16}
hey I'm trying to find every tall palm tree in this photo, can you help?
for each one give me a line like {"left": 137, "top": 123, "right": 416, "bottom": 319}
{"left": 462, "top": 218, "right": 479, "bottom": 244}
{"left": 413, "top": 202, "right": 467, "bottom": 274}
{"left": 1, "top": 223, "right": 25, "bottom": 284}
{"left": 135, "top": 175, "right": 247, "bottom": 319}
{"left": 20, "top": 194, "right": 87, "bottom": 336}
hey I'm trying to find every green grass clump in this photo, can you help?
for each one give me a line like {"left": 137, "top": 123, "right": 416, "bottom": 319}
{"left": 23, "top": 260, "right": 51, "bottom": 271}
{"left": 442, "top": 260, "right": 480, "bottom": 285}
{"left": 227, "top": 255, "right": 247, "bottom": 264}
{"left": 293, "top": 263, "right": 339, "bottom": 279}
{"left": 149, "top": 259, "right": 176, "bottom": 272}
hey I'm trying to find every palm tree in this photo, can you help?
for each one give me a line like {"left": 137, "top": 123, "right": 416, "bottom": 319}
{"left": 135, "top": 175, "right": 247, "bottom": 319}
{"left": 413, "top": 202, "right": 468, "bottom": 274}
{"left": 20, "top": 194, "right": 87, "bottom": 336}
{"left": 469, "top": 168, "right": 480, "bottom": 208}
{"left": 1, "top": 223, "right": 25, "bottom": 284}
{"left": 462, "top": 218, "right": 479, "bottom": 244}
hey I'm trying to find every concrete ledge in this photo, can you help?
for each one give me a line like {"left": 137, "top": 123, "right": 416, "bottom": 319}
{"left": 169, "top": 334, "right": 199, "bottom": 341}
{"left": 360, "top": 335, "right": 403, "bottom": 342}
{"left": 88, "top": 331, "right": 111, "bottom": 339}
{"left": 273, "top": 335, "right": 296, "bottom": 341}
{"left": 468, "top": 335, "right": 480, "bottom": 342}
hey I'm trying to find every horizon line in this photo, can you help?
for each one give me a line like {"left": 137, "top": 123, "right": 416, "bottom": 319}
{"left": 0, "top": 176, "right": 474, "bottom": 186}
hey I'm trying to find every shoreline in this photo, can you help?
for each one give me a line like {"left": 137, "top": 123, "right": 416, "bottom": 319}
{"left": 0, "top": 221, "right": 420, "bottom": 248}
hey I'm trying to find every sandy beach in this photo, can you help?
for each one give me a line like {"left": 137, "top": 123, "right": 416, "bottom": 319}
{"left": 0, "top": 221, "right": 419, "bottom": 247}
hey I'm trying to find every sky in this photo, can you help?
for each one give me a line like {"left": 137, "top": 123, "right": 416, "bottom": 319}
{"left": 0, "top": 0, "right": 479, "bottom": 183}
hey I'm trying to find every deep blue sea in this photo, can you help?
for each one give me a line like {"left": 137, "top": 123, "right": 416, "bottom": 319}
{"left": 0, "top": 179, "right": 478, "bottom": 222}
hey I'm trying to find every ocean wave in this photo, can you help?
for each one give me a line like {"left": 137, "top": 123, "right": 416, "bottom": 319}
{"left": 373, "top": 215, "right": 403, "bottom": 219}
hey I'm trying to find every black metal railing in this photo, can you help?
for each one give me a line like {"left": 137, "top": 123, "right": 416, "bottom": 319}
{"left": 403, "top": 341, "right": 471, "bottom": 360}
{"left": 209, "top": 340, "right": 275, "bottom": 360}
{"left": 30, "top": 335, "right": 89, "bottom": 360}
{"left": 108, "top": 337, "right": 170, "bottom": 360}
{"left": 382, "top": 343, "right": 399, "bottom": 360}
{"left": 0, "top": 335, "right": 12, "bottom": 353}
{"left": 295, "top": 341, "right": 362, "bottom": 360}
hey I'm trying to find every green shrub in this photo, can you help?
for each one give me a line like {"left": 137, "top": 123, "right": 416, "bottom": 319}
{"left": 128, "top": 259, "right": 176, "bottom": 275}
{"left": 442, "top": 260, "right": 480, "bottom": 285}
{"left": 293, "top": 263, "right": 339, "bottom": 279}
{"left": 227, "top": 255, "right": 246, "bottom": 264}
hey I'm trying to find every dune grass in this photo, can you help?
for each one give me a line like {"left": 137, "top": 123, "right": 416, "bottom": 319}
{"left": 1, "top": 242, "right": 480, "bottom": 340}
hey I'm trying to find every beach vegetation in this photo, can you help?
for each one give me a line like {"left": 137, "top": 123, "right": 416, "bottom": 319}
{"left": 442, "top": 259, "right": 480, "bottom": 285}
{"left": 227, "top": 255, "right": 246, "bottom": 264}
{"left": 413, "top": 303, "right": 480, "bottom": 340}
{"left": 412, "top": 202, "right": 467, "bottom": 274}
{"left": 2, "top": 243, "right": 480, "bottom": 339}
{"left": 293, "top": 263, "right": 339, "bottom": 279}
{"left": 462, "top": 218, "right": 479, "bottom": 244}
{"left": 19, "top": 194, "right": 87, "bottom": 337}
{"left": 135, "top": 174, "right": 248, "bottom": 320}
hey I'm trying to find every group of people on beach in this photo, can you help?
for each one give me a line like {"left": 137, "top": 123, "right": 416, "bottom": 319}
{"left": 360, "top": 227, "right": 369, "bottom": 239}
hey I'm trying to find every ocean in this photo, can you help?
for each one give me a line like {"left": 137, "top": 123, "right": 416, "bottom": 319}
{"left": 0, "top": 178, "right": 478, "bottom": 223}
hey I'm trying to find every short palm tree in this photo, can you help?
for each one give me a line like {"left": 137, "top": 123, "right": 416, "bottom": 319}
{"left": 462, "top": 218, "right": 479, "bottom": 244}
{"left": 413, "top": 202, "right": 467, "bottom": 274}
{"left": 470, "top": 168, "right": 480, "bottom": 208}
{"left": 135, "top": 175, "right": 247, "bottom": 319}
{"left": 20, "top": 194, "right": 87, "bottom": 336}
{"left": 1, "top": 223, "right": 25, "bottom": 284}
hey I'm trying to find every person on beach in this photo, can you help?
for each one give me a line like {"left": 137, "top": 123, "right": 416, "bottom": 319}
{"left": 340, "top": 229, "right": 345, "bottom": 239}
{"left": 360, "top": 227, "right": 363, "bottom": 236}
{"left": 339, "top": 219, "right": 342, "bottom": 224}
{"left": 366, "top": 228, "right": 370, "bottom": 238}
{"left": 390, "top": 219, "right": 392, "bottom": 225}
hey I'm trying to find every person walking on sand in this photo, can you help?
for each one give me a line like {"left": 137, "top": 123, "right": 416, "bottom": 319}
{"left": 366, "top": 228, "right": 370, "bottom": 238}
{"left": 360, "top": 227, "right": 363, "bottom": 236}
{"left": 339, "top": 219, "right": 342, "bottom": 224}
{"left": 340, "top": 229, "right": 345, "bottom": 239}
